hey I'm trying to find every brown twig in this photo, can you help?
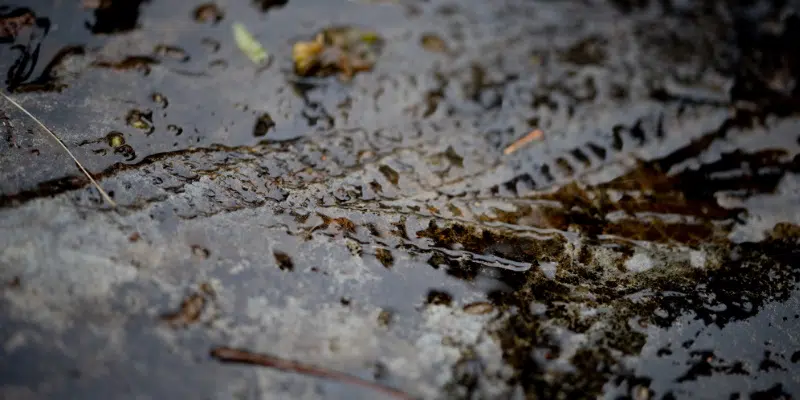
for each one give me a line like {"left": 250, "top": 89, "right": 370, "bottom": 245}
{"left": 210, "top": 346, "right": 415, "bottom": 400}
{"left": 503, "top": 129, "right": 544, "bottom": 155}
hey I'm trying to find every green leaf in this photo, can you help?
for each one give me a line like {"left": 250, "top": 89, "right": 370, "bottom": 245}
{"left": 232, "top": 22, "right": 269, "bottom": 65}
{"left": 360, "top": 32, "right": 380, "bottom": 44}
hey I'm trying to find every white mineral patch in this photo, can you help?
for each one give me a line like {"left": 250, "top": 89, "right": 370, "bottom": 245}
{"left": 625, "top": 252, "right": 654, "bottom": 273}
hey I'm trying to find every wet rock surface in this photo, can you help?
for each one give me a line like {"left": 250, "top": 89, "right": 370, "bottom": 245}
{"left": 1, "top": 0, "right": 800, "bottom": 398}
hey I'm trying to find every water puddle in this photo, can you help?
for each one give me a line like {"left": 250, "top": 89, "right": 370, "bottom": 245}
{"left": 1, "top": 0, "right": 800, "bottom": 398}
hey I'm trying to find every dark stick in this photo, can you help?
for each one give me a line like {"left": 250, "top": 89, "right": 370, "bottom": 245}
{"left": 210, "top": 346, "right": 416, "bottom": 400}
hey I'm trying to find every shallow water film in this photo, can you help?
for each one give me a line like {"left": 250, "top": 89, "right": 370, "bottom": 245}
{"left": 1, "top": 0, "right": 799, "bottom": 399}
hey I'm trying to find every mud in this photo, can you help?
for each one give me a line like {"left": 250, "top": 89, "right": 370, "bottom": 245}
{"left": 1, "top": 0, "right": 800, "bottom": 399}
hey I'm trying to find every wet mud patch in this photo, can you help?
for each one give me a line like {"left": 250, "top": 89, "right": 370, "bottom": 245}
{"left": 487, "top": 224, "right": 800, "bottom": 398}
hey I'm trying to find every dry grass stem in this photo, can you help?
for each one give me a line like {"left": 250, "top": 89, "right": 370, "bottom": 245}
{"left": 1, "top": 92, "right": 117, "bottom": 206}
{"left": 504, "top": 129, "right": 544, "bottom": 155}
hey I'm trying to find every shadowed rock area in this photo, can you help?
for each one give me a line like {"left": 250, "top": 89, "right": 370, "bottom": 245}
{"left": 1, "top": 0, "right": 799, "bottom": 398}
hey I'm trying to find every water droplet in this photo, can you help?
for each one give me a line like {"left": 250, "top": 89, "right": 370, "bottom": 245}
{"left": 274, "top": 251, "right": 293, "bottom": 271}
{"left": 208, "top": 59, "right": 228, "bottom": 72}
{"left": 253, "top": 0, "right": 289, "bottom": 12}
{"left": 374, "top": 248, "right": 394, "bottom": 268}
{"left": 193, "top": 3, "right": 224, "bottom": 24}
{"left": 426, "top": 290, "right": 453, "bottom": 306}
{"left": 201, "top": 37, "right": 221, "bottom": 53}
{"left": 92, "top": 57, "right": 158, "bottom": 75}
{"left": 126, "top": 109, "right": 154, "bottom": 134}
{"left": 151, "top": 92, "right": 168, "bottom": 108}
{"left": 113, "top": 144, "right": 137, "bottom": 161}
{"left": 378, "top": 165, "right": 399, "bottom": 185}
{"left": 253, "top": 112, "right": 275, "bottom": 137}
{"left": 345, "top": 239, "right": 362, "bottom": 257}
{"left": 191, "top": 245, "right": 210, "bottom": 259}
{"left": 154, "top": 45, "right": 190, "bottom": 62}
{"left": 167, "top": 124, "right": 183, "bottom": 136}
{"left": 420, "top": 33, "right": 448, "bottom": 53}
{"left": 377, "top": 309, "right": 393, "bottom": 327}
{"left": 161, "top": 293, "right": 206, "bottom": 327}
{"left": 632, "top": 385, "right": 651, "bottom": 400}
{"left": 106, "top": 131, "right": 125, "bottom": 148}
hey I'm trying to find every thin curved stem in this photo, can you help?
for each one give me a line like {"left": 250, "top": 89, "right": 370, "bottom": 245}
{"left": 1, "top": 91, "right": 116, "bottom": 207}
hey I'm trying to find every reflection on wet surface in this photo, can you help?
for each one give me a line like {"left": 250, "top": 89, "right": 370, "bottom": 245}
{"left": 1, "top": 0, "right": 800, "bottom": 398}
